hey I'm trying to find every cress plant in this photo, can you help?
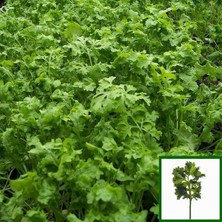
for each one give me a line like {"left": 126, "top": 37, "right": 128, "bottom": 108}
{"left": 172, "top": 162, "right": 205, "bottom": 219}
{"left": 0, "top": 0, "right": 221, "bottom": 221}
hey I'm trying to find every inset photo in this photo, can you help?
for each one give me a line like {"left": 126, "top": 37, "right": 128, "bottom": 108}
{"left": 159, "top": 157, "right": 220, "bottom": 221}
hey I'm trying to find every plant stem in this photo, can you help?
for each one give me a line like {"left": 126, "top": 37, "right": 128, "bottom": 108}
{"left": 151, "top": 214, "right": 157, "bottom": 222}
{"left": 188, "top": 175, "right": 192, "bottom": 220}
{"left": 189, "top": 198, "right": 192, "bottom": 220}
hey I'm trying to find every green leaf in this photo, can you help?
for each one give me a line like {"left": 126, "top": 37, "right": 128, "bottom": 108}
{"left": 87, "top": 180, "right": 122, "bottom": 204}
{"left": 150, "top": 204, "right": 159, "bottom": 215}
{"left": 67, "top": 214, "right": 83, "bottom": 222}
{"left": 10, "top": 172, "right": 38, "bottom": 200}
{"left": 37, "top": 179, "right": 56, "bottom": 205}
{"left": 63, "top": 22, "right": 82, "bottom": 40}
{"left": 22, "top": 210, "right": 47, "bottom": 222}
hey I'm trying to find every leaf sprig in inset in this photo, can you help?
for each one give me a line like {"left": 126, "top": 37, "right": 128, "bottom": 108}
{"left": 172, "top": 161, "right": 205, "bottom": 219}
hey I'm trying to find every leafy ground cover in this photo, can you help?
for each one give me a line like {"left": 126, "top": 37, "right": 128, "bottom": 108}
{"left": 0, "top": 0, "right": 222, "bottom": 221}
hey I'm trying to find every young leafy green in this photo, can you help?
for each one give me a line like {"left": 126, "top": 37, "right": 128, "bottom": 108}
{"left": 0, "top": 0, "right": 221, "bottom": 221}
{"left": 172, "top": 161, "right": 205, "bottom": 219}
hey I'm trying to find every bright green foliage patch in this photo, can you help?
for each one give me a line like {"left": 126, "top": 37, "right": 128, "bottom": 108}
{"left": 0, "top": 0, "right": 222, "bottom": 221}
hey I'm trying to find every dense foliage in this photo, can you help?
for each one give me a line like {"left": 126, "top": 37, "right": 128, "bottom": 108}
{"left": 0, "top": 0, "right": 222, "bottom": 221}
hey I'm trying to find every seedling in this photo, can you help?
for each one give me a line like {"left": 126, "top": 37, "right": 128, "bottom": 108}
{"left": 172, "top": 162, "right": 205, "bottom": 219}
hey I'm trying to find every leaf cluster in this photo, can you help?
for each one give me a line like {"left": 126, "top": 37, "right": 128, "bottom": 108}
{"left": 172, "top": 162, "right": 205, "bottom": 200}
